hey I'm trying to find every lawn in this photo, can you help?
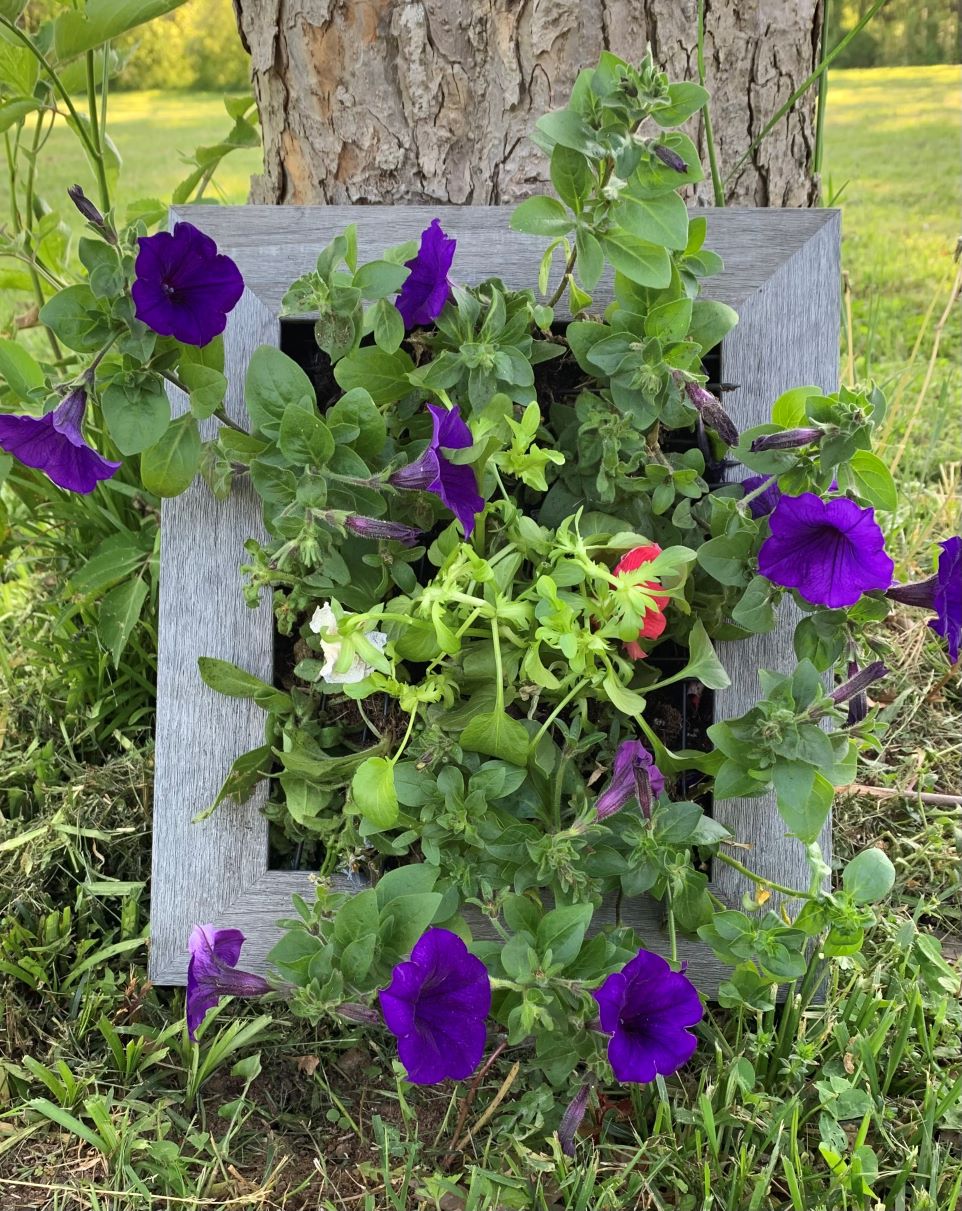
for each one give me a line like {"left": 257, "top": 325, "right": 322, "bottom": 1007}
{"left": 1, "top": 67, "right": 960, "bottom": 1210}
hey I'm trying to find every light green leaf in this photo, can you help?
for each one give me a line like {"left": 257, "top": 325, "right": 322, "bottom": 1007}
{"left": 97, "top": 576, "right": 148, "bottom": 667}
{"left": 550, "top": 145, "right": 593, "bottom": 212}
{"left": 510, "top": 195, "right": 574, "bottom": 237}
{"left": 773, "top": 763, "right": 833, "bottom": 842}
{"left": 614, "top": 193, "right": 689, "bottom": 250}
{"left": 849, "top": 450, "right": 898, "bottom": 511}
{"left": 460, "top": 710, "right": 530, "bottom": 766}
{"left": 179, "top": 364, "right": 227, "bottom": 420}
{"left": 371, "top": 297, "right": 405, "bottom": 353}
{"left": 244, "top": 347, "right": 315, "bottom": 439}
{"left": 54, "top": 0, "right": 186, "bottom": 58}
{"left": 101, "top": 379, "right": 170, "bottom": 455}
{"left": 652, "top": 81, "right": 710, "bottom": 127}
{"left": 688, "top": 299, "right": 738, "bottom": 355}
{"left": 140, "top": 413, "right": 200, "bottom": 497}
{"left": 601, "top": 229, "right": 671, "bottom": 288}
{"left": 684, "top": 619, "right": 731, "bottom": 689}
{"left": 0, "top": 97, "right": 39, "bottom": 133}
{"left": 333, "top": 346, "right": 414, "bottom": 406}
{"left": 351, "top": 756, "right": 399, "bottom": 830}
{"left": 0, "top": 338, "right": 44, "bottom": 400}
{"left": 353, "top": 259, "right": 410, "bottom": 300}
{"left": 197, "top": 657, "right": 292, "bottom": 712}
{"left": 843, "top": 848, "right": 896, "bottom": 903}
{"left": 278, "top": 404, "right": 334, "bottom": 467}
{"left": 536, "top": 903, "right": 592, "bottom": 967}
{"left": 771, "top": 385, "right": 819, "bottom": 427}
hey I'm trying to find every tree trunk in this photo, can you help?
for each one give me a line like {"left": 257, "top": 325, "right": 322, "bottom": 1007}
{"left": 233, "top": 0, "right": 824, "bottom": 208}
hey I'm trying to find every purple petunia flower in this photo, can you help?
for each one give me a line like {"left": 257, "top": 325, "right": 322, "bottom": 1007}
{"left": 887, "top": 536, "right": 961, "bottom": 664}
{"left": 0, "top": 387, "right": 120, "bottom": 494}
{"left": 379, "top": 927, "right": 491, "bottom": 1085}
{"left": 739, "top": 473, "right": 782, "bottom": 519}
{"left": 389, "top": 403, "right": 485, "bottom": 537}
{"left": 395, "top": 219, "right": 456, "bottom": 329}
{"left": 595, "top": 740, "right": 665, "bottom": 821}
{"left": 757, "top": 492, "right": 894, "bottom": 609}
{"left": 132, "top": 221, "right": 244, "bottom": 347}
{"left": 186, "top": 924, "right": 270, "bottom": 1041}
{"left": 594, "top": 949, "right": 703, "bottom": 1084}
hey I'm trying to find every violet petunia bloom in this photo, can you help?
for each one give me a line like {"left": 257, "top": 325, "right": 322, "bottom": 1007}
{"left": 0, "top": 387, "right": 120, "bottom": 494}
{"left": 594, "top": 949, "right": 703, "bottom": 1084}
{"left": 395, "top": 219, "right": 456, "bottom": 329}
{"left": 132, "top": 221, "right": 244, "bottom": 347}
{"left": 595, "top": 739, "right": 665, "bottom": 821}
{"left": 379, "top": 927, "right": 491, "bottom": 1085}
{"left": 739, "top": 473, "right": 782, "bottom": 519}
{"left": 757, "top": 492, "right": 894, "bottom": 609}
{"left": 887, "top": 536, "right": 961, "bottom": 664}
{"left": 186, "top": 924, "right": 270, "bottom": 1041}
{"left": 389, "top": 403, "right": 485, "bottom": 537}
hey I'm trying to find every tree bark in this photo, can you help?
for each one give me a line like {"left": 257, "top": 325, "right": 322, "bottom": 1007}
{"left": 233, "top": 0, "right": 824, "bottom": 208}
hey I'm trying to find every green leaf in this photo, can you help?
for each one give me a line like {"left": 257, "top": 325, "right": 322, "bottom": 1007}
{"left": 101, "top": 379, "right": 170, "bottom": 455}
{"left": 652, "top": 81, "right": 710, "bottom": 127}
{"left": 97, "top": 576, "right": 148, "bottom": 666}
{"left": 773, "top": 763, "right": 833, "bottom": 841}
{"left": 54, "top": 0, "right": 186, "bottom": 58}
{"left": 197, "top": 657, "right": 292, "bottom": 712}
{"left": 371, "top": 297, "right": 405, "bottom": 353}
{"left": 510, "top": 195, "right": 574, "bottom": 237}
{"left": 602, "top": 672, "right": 647, "bottom": 716}
{"left": 140, "top": 414, "right": 200, "bottom": 497}
{"left": 201, "top": 745, "right": 272, "bottom": 819}
{"left": 731, "top": 576, "right": 777, "bottom": 633}
{"left": 684, "top": 619, "right": 731, "bottom": 689}
{"left": 0, "top": 97, "right": 39, "bottom": 133}
{"left": 601, "top": 230, "right": 671, "bottom": 288}
{"left": 575, "top": 227, "right": 604, "bottom": 289}
{"left": 327, "top": 388, "right": 386, "bottom": 460}
{"left": 849, "top": 450, "right": 898, "bottom": 511}
{"left": 536, "top": 109, "right": 602, "bottom": 158}
{"left": 688, "top": 299, "right": 738, "bottom": 355}
{"left": 550, "top": 145, "right": 593, "bottom": 212}
{"left": 333, "top": 346, "right": 414, "bottom": 406}
{"left": 353, "top": 259, "right": 410, "bottom": 300}
{"left": 375, "top": 864, "right": 439, "bottom": 909}
{"left": 244, "top": 347, "right": 315, "bottom": 439}
{"left": 179, "top": 364, "right": 227, "bottom": 420}
{"left": 39, "top": 285, "right": 109, "bottom": 353}
{"left": 460, "top": 710, "right": 530, "bottom": 766}
{"left": 843, "top": 848, "right": 896, "bottom": 903}
{"left": 71, "top": 540, "right": 148, "bottom": 596}
{"left": 771, "top": 385, "right": 819, "bottom": 427}
{"left": 613, "top": 193, "right": 689, "bottom": 250}
{"left": 536, "top": 903, "right": 592, "bottom": 968}
{"left": 351, "top": 756, "right": 399, "bottom": 830}
{"left": 0, "top": 338, "right": 44, "bottom": 400}
{"left": 379, "top": 892, "right": 444, "bottom": 960}
{"left": 278, "top": 404, "right": 334, "bottom": 467}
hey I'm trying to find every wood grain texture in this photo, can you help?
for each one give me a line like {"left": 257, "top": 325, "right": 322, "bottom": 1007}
{"left": 232, "top": 0, "right": 824, "bottom": 208}
{"left": 150, "top": 206, "right": 839, "bottom": 990}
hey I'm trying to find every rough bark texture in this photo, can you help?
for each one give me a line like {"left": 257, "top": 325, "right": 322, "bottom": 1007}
{"left": 232, "top": 0, "right": 824, "bottom": 209}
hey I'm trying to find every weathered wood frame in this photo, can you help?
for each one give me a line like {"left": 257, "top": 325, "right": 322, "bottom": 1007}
{"left": 150, "top": 205, "right": 840, "bottom": 989}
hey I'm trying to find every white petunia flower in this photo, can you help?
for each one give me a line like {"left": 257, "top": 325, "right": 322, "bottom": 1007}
{"left": 309, "top": 602, "right": 388, "bottom": 685}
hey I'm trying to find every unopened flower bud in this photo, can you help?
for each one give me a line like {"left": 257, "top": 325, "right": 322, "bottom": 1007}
{"left": 750, "top": 427, "right": 822, "bottom": 453}
{"left": 683, "top": 380, "right": 740, "bottom": 447}
{"left": 345, "top": 514, "right": 422, "bottom": 546}
{"left": 652, "top": 144, "right": 688, "bottom": 173}
{"left": 558, "top": 1083, "right": 591, "bottom": 1156}
{"left": 67, "top": 185, "right": 116, "bottom": 244}
{"left": 829, "top": 660, "right": 887, "bottom": 712}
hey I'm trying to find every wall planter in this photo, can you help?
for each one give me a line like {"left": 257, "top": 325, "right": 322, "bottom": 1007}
{"left": 149, "top": 204, "right": 840, "bottom": 992}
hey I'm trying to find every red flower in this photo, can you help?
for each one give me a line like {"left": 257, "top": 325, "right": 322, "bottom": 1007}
{"left": 613, "top": 544, "right": 669, "bottom": 659}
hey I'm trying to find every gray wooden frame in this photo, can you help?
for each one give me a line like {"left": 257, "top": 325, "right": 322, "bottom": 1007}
{"left": 150, "top": 205, "right": 840, "bottom": 990}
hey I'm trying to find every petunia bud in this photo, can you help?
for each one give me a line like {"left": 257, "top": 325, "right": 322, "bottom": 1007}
{"left": 67, "top": 184, "right": 116, "bottom": 244}
{"left": 345, "top": 515, "right": 422, "bottom": 546}
{"left": 595, "top": 740, "right": 665, "bottom": 821}
{"left": 336, "top": 1002, "right": 381, "bottom": 1026}
{"left": 683, "top": 381, "right": 740, "bottom": 447}
{"left": 829, "top": 660, "right": 887, "bottom": 712}
{"left": 652, "top": 144, "right": 688, "bottom": 173}
{"left": 750, "top": 427, "right": 822, "bottom": 452}
{"left": 558, "top": 1083, "right": 591, "bottom": 1156}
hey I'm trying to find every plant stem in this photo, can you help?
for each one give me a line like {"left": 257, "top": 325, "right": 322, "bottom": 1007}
{"left": 213, "top": 407, "right": 247, "bottom": 434}
{"left": 714, "top": 849, "right": 814, "bottom": 900}
{"left": 530, "top": 679, "right": 589, "bottom": 751}
{"left": 85, "top": 50, "right": 110, "bottom": 212}
{"left": 547, "top": 241, "right": 577, "bottom": 309}
{"left": 696, "top": 0, "right": 725, "bottom": 206}
{"left": 490, "top": 617, "right": 505, "bottom": 713}
{"left": 390, "top": 708, "right": 418, "bottom": 765}
{"left": 737, "top": 473, "right": 777, "bottom": 512}
{"left": 813, "top": 0, "right": 832, "bottom": 181}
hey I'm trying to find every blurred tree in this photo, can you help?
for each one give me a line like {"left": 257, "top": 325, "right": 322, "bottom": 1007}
{"left": 115, "top": 0, "right": 249, "bottom": 90}
{"left": 832, "top": 0, "right": 960, "bottom": 66}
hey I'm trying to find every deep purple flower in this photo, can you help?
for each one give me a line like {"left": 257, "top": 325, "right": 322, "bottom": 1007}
{"left": 594, "top": 949, "right": 703, "bottom": 1084}
{"left": 345, "top": 514, "right": 422, "bottom": 546}
{"left": 132, "top": 221, "right": 244, "bottom": 346}
{"left": 389, "top": 403, "right": 485, "bottom": 537}
{"left": 758, "top": 492, "right": 894, "bottom": 609}
{"left": 186, "top": 924, "right": 270, "bottom": 1041}
{"left": 750, "top": 427, "right": 822, "bottom": 452}
{"left": 0, "top": 387, "right": 120, "bottom": 494}
{"left": 595, "top": 740, "right": 665, "bottom": 821}
{"left": 740, "top": 473, "right": 782, "bottom": 519}
{"left": 652, "top": 144, "right": 688, "bottom": 173}
{"left": 684, "top": 381, "right": 739, "bottom": 447}
{"left": 379, "top": 927, "right": 491, "bottom": 1085}
{"left": 395, "top": 219, "right": 456, "bottom": 329}
{"left": 887, "top": 537, "right": 961, "bottom": 664}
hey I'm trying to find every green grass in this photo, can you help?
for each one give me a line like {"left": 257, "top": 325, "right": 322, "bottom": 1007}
{"left": 1, "top": 67, "right": 961, "bottom": 1210}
